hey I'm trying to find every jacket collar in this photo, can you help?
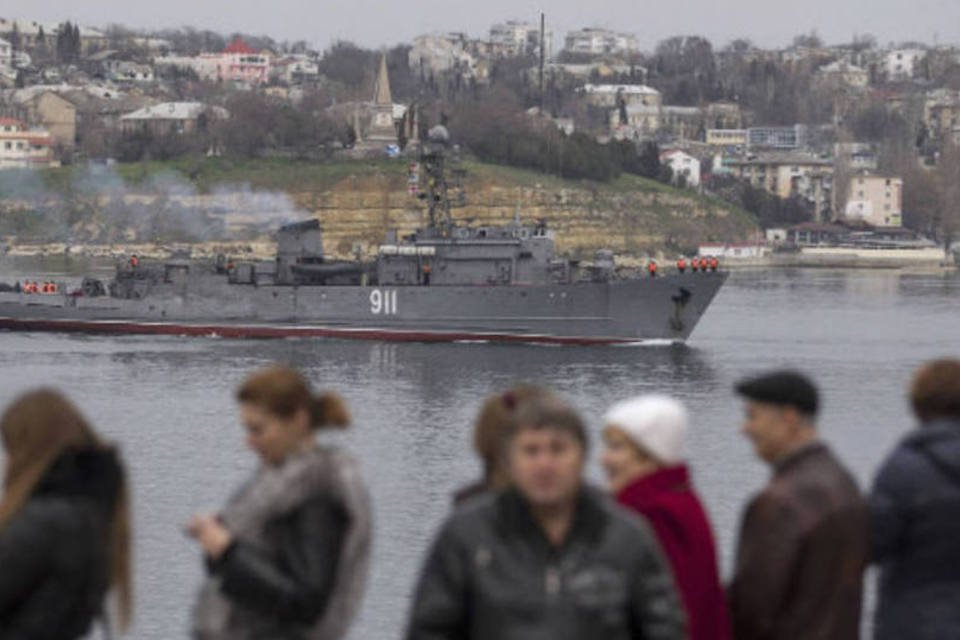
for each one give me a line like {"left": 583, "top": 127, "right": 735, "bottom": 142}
{"left": 773, "top": 440, "right": 827, "bottom": 475}
{"left": 905, "top": 418, "right": 960, "bottom": 447}
{"left": 35, "top": 447, "right": 123, "bottom": 513}
{"left": 497, "top": 485, "right": 608, "bottom": 551}
{"left": 616, "top": 465, "right": 690, "bottom": 505}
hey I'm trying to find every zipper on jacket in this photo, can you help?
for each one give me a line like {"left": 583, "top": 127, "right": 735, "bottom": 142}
{"left": 545, "top": 565, "right": 561, "bottom": 596}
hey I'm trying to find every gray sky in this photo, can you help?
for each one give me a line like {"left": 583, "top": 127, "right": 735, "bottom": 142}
{"left": 4, "top": 0, "right": 959, "bottom": 51}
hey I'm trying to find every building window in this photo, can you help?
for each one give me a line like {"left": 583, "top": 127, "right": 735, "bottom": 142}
{"left": 4, "top": 142, "right": 10, "bottom": 149}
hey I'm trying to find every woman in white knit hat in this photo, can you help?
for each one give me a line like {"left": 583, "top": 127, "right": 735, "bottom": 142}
{"left": 601, "top": 394, "right": 731, "bottom": 640}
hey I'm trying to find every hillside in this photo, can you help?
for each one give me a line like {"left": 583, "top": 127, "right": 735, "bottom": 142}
{"left": 0, "top": 157, "right": 758, "bottom": 259}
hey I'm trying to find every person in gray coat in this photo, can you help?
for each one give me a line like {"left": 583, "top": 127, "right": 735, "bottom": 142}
{"left": 406, "top": 393, "right": 686, "bottom": 640}
{"left": 871, "top": 358, "right": 960, "bottom": 640}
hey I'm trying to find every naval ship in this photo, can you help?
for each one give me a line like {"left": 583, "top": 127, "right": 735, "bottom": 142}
{"left": 0, "top": 127, "right": 726, "bottom": 345}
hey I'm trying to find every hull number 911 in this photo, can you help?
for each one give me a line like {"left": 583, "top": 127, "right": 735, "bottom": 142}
{"left": 370, "top": 289, "right": 398, "bottom": 315}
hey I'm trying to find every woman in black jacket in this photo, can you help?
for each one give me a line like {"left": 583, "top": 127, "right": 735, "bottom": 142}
{"left": 189, "top": 365, "right": 371, "bottom": 640}
{"left": 0, "top": 388, "right": 132, "bottom": 640}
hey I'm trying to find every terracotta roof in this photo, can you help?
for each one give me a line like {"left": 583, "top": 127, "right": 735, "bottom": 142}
{"left": 0, "top": 117, "right": 24, "bottom": 128}
{"left": 223, "top": 38, "right": 255, "bottom": 54}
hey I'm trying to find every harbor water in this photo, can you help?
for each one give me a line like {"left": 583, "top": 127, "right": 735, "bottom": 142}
{"left": 0, "top": 266, "right": 958, "bottom": 638}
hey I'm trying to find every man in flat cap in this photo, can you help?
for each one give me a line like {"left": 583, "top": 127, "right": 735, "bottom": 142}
{"left": 728, "top": 370, "right": 869, "bottom": 640}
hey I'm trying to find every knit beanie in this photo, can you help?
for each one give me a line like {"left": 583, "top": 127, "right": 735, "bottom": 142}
{"left": 603, "top": 394, "right": 688, "bottom": 465}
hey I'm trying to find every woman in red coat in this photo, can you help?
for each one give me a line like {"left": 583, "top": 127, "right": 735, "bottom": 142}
{"left": 602, "top": 394, "right": 731, "bottom": 640}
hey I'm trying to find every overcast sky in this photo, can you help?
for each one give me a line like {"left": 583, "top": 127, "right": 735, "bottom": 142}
{"left": 4, "top": 0, "right": 959, "bottom": 52}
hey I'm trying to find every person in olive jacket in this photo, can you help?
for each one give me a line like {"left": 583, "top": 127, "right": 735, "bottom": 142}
{"left": 406, "top": 393, "right": 686, "bottom": 640}
{"left": 189, "top": 366, "right": 371, "bottom": 640}
{"left": 871, "top": 359, "right": 960, "bottom": 640}
{"left": 729, "top": 371, "right": 869, "bottom": 640}
{"left": 0, "top": 389, "right": 133, "bottom": 640}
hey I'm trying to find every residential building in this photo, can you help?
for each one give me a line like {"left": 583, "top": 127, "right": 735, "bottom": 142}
{"left": 885, "top": 48, "right": 925, "bottom": 80}
{"left": 27, "top": 91, "right": 76, "bottom": 148}
{"left": 726, "top": 152, "right": 834, "bottom": 220}
{"left": 844, "top": 174, "right": 903, "bottom": 227}
{"left": 409, "top": 33, "right": 483, "bottom": 80}
{"left": 0, "top": 18, "right": 105, "bottom": 53}
{"left": 0, "top": 117, "right": 57, "bottom": 168}
{"left": 834, "top": 142, "right": 878, "bottom": 170}
{"left": 155, "top": 38, "right": 271, "bottom": 85}
{"left": 923, "top": 89, "right": 960, "bottom": 141}
{"left": 581, "top": 83, "right": 661, "bottom": 108}
{"left": 108, "top": 61, "right": 155, "bottom": 83}
{"left": 0, "top": 37, "right": 11, "bottom": 71}
{"left": 489, "top": 21, "right": 552, "bottom": 58}
{"left": 563, "top": 28, "right": 638, "bottom": 57}
{"left": 660, "top": 149, "right": 701, "bottom": 187}
{"left": 544, "top": 61, "right": 644, "bottom": 81}
{"left": 816, "top": 61, "right": 869, "bottom": 88}
{"left": 745, "top": 124, "right": 830, "bottom": 150}
{"left": 120, "top": 102, "right": 229, "bottom": 136}
{"left": 207, "top": 37, "right": 271, "bottom": 85}
{"left": 706, "top": 129, "right": 748, "bottom": 147}
{"left": 272, "top": 54, "right": 320, "bottom": 84}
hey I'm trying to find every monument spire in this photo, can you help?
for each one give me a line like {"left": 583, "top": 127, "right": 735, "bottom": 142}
{"left": 374, "top": 54, "right": 392, "bottom": 106}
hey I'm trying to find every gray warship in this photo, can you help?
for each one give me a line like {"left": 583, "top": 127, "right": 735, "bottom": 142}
{"left": 0, "top": 127, "right": 726, "bottom": 345}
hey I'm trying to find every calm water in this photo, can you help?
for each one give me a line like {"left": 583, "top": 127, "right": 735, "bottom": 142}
{"left": 0, "top": 267, "right": 958, "bottom": 639}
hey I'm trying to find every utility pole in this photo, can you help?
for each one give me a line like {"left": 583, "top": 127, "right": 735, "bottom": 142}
{"left": 539, "top": 12, "right": 546, "bottom": 112}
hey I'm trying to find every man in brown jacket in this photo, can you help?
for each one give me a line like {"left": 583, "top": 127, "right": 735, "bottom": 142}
{"left": 729, "top": 370, "right": 869, "bottom": 640}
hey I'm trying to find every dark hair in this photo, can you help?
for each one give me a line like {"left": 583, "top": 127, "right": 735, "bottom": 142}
{"left": 910, "top": 359, "right": 960, "bottom": 422}
{"left": 504, "top": 394, "right": 589, "bottom": 450}
{"left": 0, "top": 389, "right": 132, "bottom": 631}
{"left": 237, "top": 365, "right": 350, "bottom": 430}
{"left": 735, "top": 370, "right": 819, "bottom": 417}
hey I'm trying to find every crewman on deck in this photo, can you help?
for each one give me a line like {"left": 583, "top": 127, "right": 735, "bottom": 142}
{"left": 699, "top": 258, "right": 709, "bottom": 272}
{"left": 676, "top": 258, "right": 687, "bottom": 274}
{"left": 690, "top": 259, "right": 699, "bottom": 273}
{"left": 647, "top": 260, "right": 658, "bottom": 278}
{"left": 709, "top": 257, "right": 719, "bottom": 272}
{"left": 129, "top": 255, "right": 139, "bottom": 269}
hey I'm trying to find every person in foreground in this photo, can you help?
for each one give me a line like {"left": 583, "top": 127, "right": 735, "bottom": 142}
{"left": 871, "top": 358, "right": 960, "bottom": 639}
{"left": 728, "top": 370, "right": 869, "bottom": 640}
{"left": 0, "top": 389, "right": 132, "bottom": 639}
{"left": 602, "top": 394, "right": 731, "bottom": 640}
{"left": 406, "top": 393, "right": 686, "bottom": 640}
{"left": 189, "top": 365, "right": 371, "bottom": 640}
{"left": 453, "top": 383, "right": 552, "bottom": 505}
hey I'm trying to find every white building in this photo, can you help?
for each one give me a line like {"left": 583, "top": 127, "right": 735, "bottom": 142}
{"left": 0, "top": 117, "right": 57, "bottom": 169}
{"left": 563, "top": 28, "right": 638, "bottom": 56}
{"left": 885, "top": 48, "right": 925, "bottom": 80}
{"left": 580, "top": 83, "right": 661, "bottom": 108}
{"left": 816, "top": 60, "right": 869, "bottom": 87}
{"left": 272, "top": 54, "right": 320, "bottom": 84}
{"left": 660, "top": 149, "right": 701, "bottom": 187}
{"left": 409, "top": 33, "right": 478, "bottom": 75}
{"left": 0, "top": 37, "right": 11, "bottom": 71}
{"left": 489, "top": 21, "right": 551, "bottom": 58}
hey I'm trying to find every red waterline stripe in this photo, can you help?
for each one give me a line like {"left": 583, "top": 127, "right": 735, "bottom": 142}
{"left": 0, "top": 317, "right": 634, "bottom": 346}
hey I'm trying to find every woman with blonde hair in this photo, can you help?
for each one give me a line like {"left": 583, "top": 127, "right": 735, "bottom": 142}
{"left": 0, "top": 388, "right": 132, "bottom": 639}
{"left": 189, "top": 365, "right": 371, "bottom": 640}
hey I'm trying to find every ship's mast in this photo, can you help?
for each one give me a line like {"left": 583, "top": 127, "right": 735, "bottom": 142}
{"left": 417, "top": 126, "right": 465, "bottom": 235}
